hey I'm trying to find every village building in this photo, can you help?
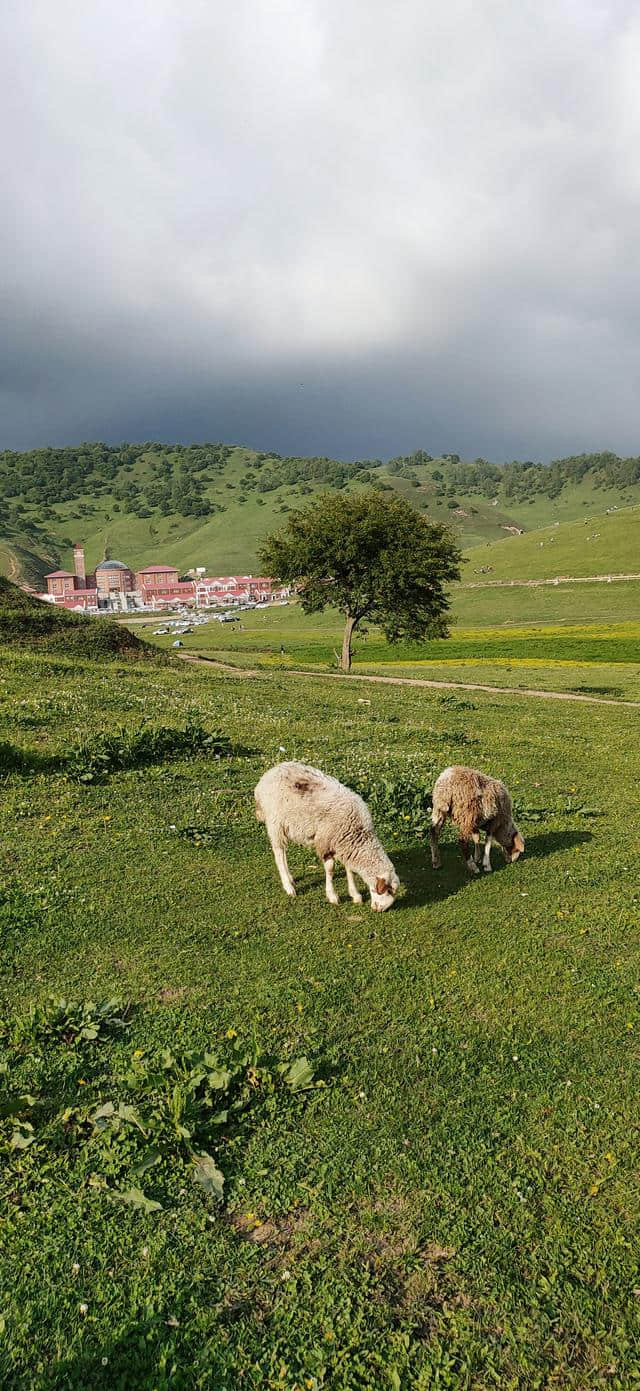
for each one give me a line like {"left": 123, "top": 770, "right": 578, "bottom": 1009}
{"left": 95, "top": 559, "right": 136, "bottom": 596}
{"left": 134, "top": 564, "right": 197, "bottom": 609}
{"left": 39, "top": 546, "right": 288, "bottom": 613}
{"left": 42, "top": 545, "right": 100, "bottom": 611}
{"left": 135, "top": 563, "right": 180, "bottom": 595}
{"left": 194, "top": 575, "right": 288, "bottom": 607}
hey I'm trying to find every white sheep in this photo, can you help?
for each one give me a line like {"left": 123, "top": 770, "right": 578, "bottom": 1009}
{"left": 254, "top": 761, "right": 400, "bottom": 911}
{"left": 430, "top": 764, "right": 525, "bottom": 875}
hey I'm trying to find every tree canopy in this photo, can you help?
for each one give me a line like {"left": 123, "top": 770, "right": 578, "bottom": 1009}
{"left": 260, "top": 489, "right": 462, "bottom": 670}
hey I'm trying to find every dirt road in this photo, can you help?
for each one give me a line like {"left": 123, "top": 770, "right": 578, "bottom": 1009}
{"left": 463, "top": 572, "right": 640, "bottom": 588}
{"left": 178, "top": 653, "right": 640, "bottom": 708}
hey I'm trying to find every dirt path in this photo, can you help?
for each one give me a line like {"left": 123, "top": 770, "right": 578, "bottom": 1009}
{"left": 177, "top": 653, "right": 640, "bottom": 708}
{"left": 463, "top": 572, "right": 640, "bottom": 589}
{"left": 0, "top": 546, "right": 19, "bottom": 581}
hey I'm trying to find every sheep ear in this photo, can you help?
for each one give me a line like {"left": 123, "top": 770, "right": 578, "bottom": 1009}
{"left": 375, "top": 878, "right": 389, "bottom": 895}
{"left": 514, "top": 832, "right": 525, "bottom": 852}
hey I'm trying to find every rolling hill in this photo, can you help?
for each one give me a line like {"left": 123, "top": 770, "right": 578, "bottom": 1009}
{"left": 0, "top": 575, "right": 156, "bottom": 660}
{"left": 1, "top": 442, "right": 640, "bottom": 586}
{"left": 461, "top": 503, "right": 640, "bottom": 583}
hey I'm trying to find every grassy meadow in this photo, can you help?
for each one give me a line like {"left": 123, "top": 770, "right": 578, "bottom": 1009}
{"left": 1, "top": 493, "right": 639, "bottom": 1389}
{"left": 463, "top": 505, "right": 640, "bottom": 582}
{"left": 2, "top": 624, "right": 640, "bottom": 1388}
{"left": 138, "top": 592, "right": 640, "bottom": 704}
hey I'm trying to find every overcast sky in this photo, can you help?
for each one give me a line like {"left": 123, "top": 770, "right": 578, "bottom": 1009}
{"left": 3, "top": 0, "right": 640, "bottom": 461}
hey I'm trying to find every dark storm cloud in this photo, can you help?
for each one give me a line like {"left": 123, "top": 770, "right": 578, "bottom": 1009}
{"left": 3, "top": 0, "right": 640, "bottom": 459}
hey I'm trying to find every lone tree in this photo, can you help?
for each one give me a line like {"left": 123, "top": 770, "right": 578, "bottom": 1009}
{"left": 260, "top": 489, "right": 461, "bottom": 672}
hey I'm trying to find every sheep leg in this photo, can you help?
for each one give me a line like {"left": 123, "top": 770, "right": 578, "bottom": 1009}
{"left": 345, "top": 866, "right": 364, "bottom": 905}
{"left": 459, "top": 837, "right": 479, "bottom": 875}
{"left": 430, "top": 815, "right": 445, "bottom": 869}
{"left": 472, "top": 833, "right": 482, "bottom": 865}
{"left": 323, "top": 854, "right": 340, "bottom": 905}
{"left": 268, "top": 827, "right": 296, "bottom": 897}
{"left": 482, "top": 835, "right": 493, "bottom": 873}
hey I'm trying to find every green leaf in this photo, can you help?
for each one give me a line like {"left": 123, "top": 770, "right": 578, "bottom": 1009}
{"left": 10, "top": 1124, "right": 35, "bottom": 1149}
{"left": 132, "top": 1146, "right": 163, "bottom": 1178}
{"left": 282, "top": 1056, "right": 315, "bottom": 1091}
{"left": 206, "top": 1069, "right": 232, "bottom": 1091}
{"left": 192, "top": 1152, "right": 225, "bottom": 1202}
{"left": 117, "top": 1102, "right": 148, "bottom": 1135}
{"left": 91, "top": 1101, "right": 115, "bottom": 1131}
{"left": 91, "top": 1101, "right": 115, "bottom": 1120}
{"left": 109, "top": 1186, "right": 162, "bottom": 1213}
{"left": 0, "top": 1094, "right": 36, "bottom": 1119}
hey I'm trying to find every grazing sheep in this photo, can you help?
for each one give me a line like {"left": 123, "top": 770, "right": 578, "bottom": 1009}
{"left": 430, "top": 764, "right": 525, "bottom": 875}
{"left": 255, "top": 761, "right": 399, "bottom": 911}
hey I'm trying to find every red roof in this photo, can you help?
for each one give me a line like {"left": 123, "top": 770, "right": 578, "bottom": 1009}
{"left": 46, "top": 570, "right": 74, "bottom": 578}
{"left": 136, "top": 565, "right": 179, "bottom": 574}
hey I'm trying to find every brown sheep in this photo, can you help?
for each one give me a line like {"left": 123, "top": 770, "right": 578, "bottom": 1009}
{"left": 430, "top": 764, "right": 525, "bottom": 875}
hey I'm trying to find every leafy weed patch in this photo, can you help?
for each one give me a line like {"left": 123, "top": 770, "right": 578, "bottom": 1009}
{"left": 2, "top": 719, "right": 237, "bottom": 785}
{"left": 64, "top": 719, "right": 232, "bottom": 784}
{"left": 0, "top": 999, "right": 324, "bottom": 1214}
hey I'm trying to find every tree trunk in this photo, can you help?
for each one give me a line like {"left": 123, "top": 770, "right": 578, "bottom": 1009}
{"left": 341, "top": 614, "right": 357, "bottom": 672}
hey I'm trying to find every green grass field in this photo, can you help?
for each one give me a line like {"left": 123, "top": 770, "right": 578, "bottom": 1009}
{"left": 2, "top": 636, "right": 640, "bottom": 1388}
{"left": 109, "top": 503, "right": 639, "bottom": 714}
{"left": 137, "top": 595, "right": 640, "bottom": 705}
{"left": 453, "top": 579, "right": 640, "bottom": 628}
{"left": 2, "top": 484, "right": 639, "bottom": 1388}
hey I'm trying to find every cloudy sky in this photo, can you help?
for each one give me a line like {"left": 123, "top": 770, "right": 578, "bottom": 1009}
{"left": 3, "top": 0, "right": 640, "bottom": 460}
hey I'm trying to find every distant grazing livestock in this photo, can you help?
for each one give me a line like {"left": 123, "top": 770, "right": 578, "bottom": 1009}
{"left": 430, "top": 765, "right": 525, "bottom": 875}
{"left": 255, "top": 761, "right": 400, "bottom": 911}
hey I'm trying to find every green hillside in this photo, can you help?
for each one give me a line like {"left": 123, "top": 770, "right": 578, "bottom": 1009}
{"left": 2, "top": 442, "right": 640, "bottom": 585}
{"left": 462, "top": 504, "right": 640, "bottom": 583}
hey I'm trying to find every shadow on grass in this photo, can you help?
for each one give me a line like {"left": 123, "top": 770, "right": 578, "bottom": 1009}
{"left": 520, "top": 828, "right": 593, "bottom": 859}
{"left": 0, "top": 739, "right": 63, "bottom": 776}
{"left": 569, "top": 684, "right": 624, "bottom": 698}
{"left": 392, "top": 844, "right": 469, "bottom": 909}
{"left": 16, "top": 1298, "right": 209, "bottom": 1391}
{"left": 393, "top": 829, "right": 593, "bottom": 905}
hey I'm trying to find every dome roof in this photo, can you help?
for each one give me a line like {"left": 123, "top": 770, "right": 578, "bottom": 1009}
{"left": 95, "top": 559, "right": 130, "bottom": 570}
